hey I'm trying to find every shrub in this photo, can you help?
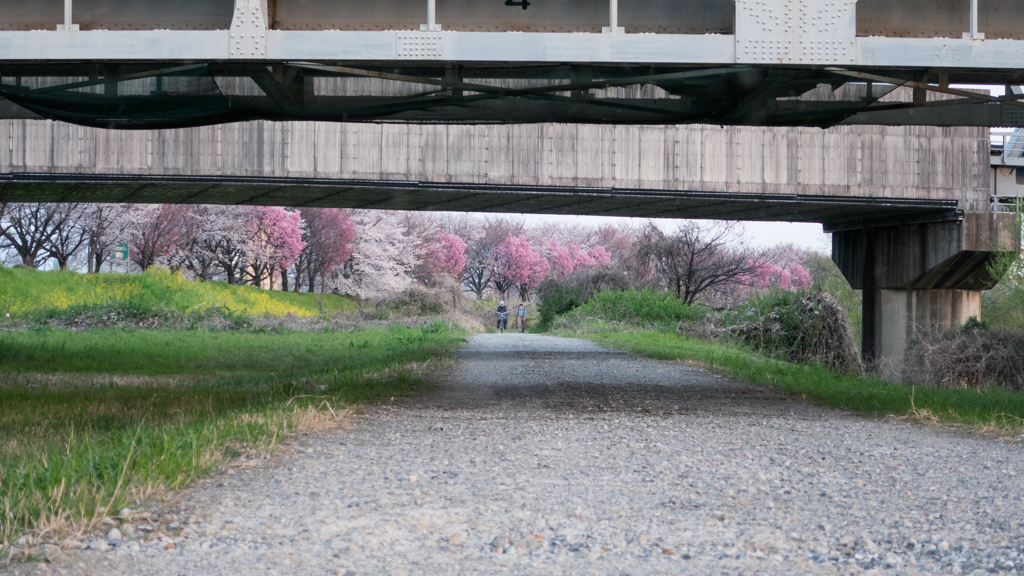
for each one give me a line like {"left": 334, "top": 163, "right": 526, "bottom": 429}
{"left": 555, "top": 288, "right": 708, "bottom": 330}
{"left": 725, "top": 290, "right": 862, "bottom": 374}
{"left": 981, "top": 203, "right": 1023, "bottom": 332}
{"left": 907, "top": 327, "right": 1024, "bottom": 390}
{"left": 537, "top": 269, "right": 631, "bottom": 325}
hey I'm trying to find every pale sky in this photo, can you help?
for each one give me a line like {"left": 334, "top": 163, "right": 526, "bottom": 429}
{"left": 520, "top": 214, "right": 831, "bottom": 253}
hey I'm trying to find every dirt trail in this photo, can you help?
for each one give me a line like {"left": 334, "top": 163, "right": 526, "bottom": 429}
{"left": 11, "top": 334, "right": 1024, "bottom": 575}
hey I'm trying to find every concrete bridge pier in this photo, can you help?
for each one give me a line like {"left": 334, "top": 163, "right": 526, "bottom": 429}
{"left": 832, "top": 213, "right": 1019, "bottom": 377}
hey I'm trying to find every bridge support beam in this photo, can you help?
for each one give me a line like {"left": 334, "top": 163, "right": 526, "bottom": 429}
{"left": 832, "top": 213, "right": 1019, "bottom": 378}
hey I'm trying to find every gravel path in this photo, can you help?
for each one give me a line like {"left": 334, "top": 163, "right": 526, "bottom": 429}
{"left": 11, "top": 334, "right": 1024, "bottom": 575}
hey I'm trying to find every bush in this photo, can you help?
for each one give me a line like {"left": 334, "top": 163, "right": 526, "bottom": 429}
{"left": 804, "top": 252, "right": 862, "bottom": 350}
{"left": 908, "top": 327, "right": 1024, "bottom": 390}
{"left": 537, "top": 269, "right": 631, "bottom": 325}
{"left": 555, "top": 288, "right": 708, "bottom": 330}
{"left": 724, "top": 290, "right": 862, "bottom": 374}
{"left": 982, "top": 271, "right": 1024, "bottom": 333}
{"left": 981, "top": 204, "right": 1023, "bottom": 332}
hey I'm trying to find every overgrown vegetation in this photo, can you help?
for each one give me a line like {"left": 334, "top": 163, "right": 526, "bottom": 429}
{"left": 907, "top": 320, "right": 1024, "bottom": 391}
{"left": 720, "top": 289, "right": 862, "bottom": 374}
{"left": 981, "top": 206, "right": 1024, "bottom": 333}
{"left": 0, "top": 269, "right": 467, "bottom": 559}
{"left": 550, "top": 288, "right": 710, "bottom": 332}
{"left": 804, "top": 252, "right": 863, "bottom": 348}
{"left": 0, "top": 266, "right": 357, "bottom": 322}
{"left": 536, "top": 269, "right": 631, "bottom": 326}
{"left": 546, "top": 286, "right": 1024, "bottom": 431}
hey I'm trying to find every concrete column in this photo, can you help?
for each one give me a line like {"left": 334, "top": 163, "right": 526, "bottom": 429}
{"left": 832, "top": 212, "right": 1019, "bottom": 375}
{"left": 872, "top": 288, "right": 980, "bottom": 377}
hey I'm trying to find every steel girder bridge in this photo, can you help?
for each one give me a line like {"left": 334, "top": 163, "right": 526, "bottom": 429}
{"left": 2, "top": 0, "right": 1024, "bottom": 129}
{"left": 2, "top": 0, "right": 1023, "bottom": 365}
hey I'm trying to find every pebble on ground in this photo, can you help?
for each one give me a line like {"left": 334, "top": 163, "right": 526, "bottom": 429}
{"left": 10, "top": 334, "right": 1024, "bottom": 576}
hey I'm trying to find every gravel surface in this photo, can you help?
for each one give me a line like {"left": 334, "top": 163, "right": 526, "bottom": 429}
{"left": 9, "top": 333, "right": 1024, "bottom": 575}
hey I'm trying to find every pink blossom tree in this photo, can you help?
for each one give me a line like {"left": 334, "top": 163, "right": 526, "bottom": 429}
{"left": 296, "top": 208, "right": 356, "bottom": 293}
{"left": 586, "top": 245, "right": 612, "bottom": 267}
{"left": 491, "top": 235, "right": 549, "bottom": 301}
{"left": 461, "top": 217, "right": 522, "bottom": 299}
{"left": 740, "top": 261, "right": 814, "bottom": 292}
{"left": 417, "top": 230, "right": 468, "bottom": 286}
{"left": 245, "top": 206, "right": 305, "bottom": 290}
{"left": 545, "top": 238, "right": 611, "bottom": 280}
{"left": 545, "top": 237, "right": 576, "bottom": 279}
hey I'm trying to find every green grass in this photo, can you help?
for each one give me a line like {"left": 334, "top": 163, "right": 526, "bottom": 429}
{"left": 0, "top": 266, "right": 357, "bottom": 320}
{"left": 551, "top": 288, "right": 709, "bottom": 331}
{"left": 572, "top": 330, "right": 1024, "bottom": 429}
{"left": 0, "top": 324, "right": 466, "bottom": 553}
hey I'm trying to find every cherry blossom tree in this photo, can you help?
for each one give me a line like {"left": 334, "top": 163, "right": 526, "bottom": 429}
{"left": 182, "top": 205, "right": 256, "bottom": 283}
{"left": 462, "top": 217, "right": 523, "bottom": 299}
{"left": 328, "top": 210, "right": 418, "bottom": 298}
{"left": 82, "top": 204, "right": 134, "bottom": 273}
{"left": 125, "top": 204, "right": 203, "bottom": 271}
{"left": 41, "top": 203, "right": 90, "bottom": 270}
{"left": 545, "top": 237, "right": 612, "bottom": 280}
{"left": 0, "top": 203, "right": 66, "bottom": 268}
{"left": 245, "top": 206, "right": 305, "bottom": 289}
{"left": 744, "top": 261, "right": 813, "bottom": 291}
{"left": 639, "top": 221, "right": 764, "bottom": 305}
{"left": 586, "top": 245, "right": 612, "bottom": 267}
{"left": 491, "top": 235, "right": 549, "bottom": 301}
{"left": 417, "top": 230, "right": 468, "bottom": 287}
{"left": 295, "top": 208, "right": 357, "bottom": 293}
{"left": 546, "top": 237, "right": 577, "bottom": 279}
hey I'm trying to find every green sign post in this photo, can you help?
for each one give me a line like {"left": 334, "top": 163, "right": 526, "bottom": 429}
{"left": 112, "top": 242, "right": 129, "bottom": 261}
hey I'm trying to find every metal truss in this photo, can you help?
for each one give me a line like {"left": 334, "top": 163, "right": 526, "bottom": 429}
{"left": 2, "top": 62, "right": 1023, "bottom": 129}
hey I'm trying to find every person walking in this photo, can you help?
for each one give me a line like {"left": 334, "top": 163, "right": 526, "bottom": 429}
{"left": 516, "top": 303, "right": 527, "bottom": 333}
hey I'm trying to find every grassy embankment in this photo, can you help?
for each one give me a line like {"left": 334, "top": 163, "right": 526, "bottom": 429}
{"left": 552, "top": 289, "right": 1024, "bottom": 431}
{"left": 0, "top": 265, "right": 357, "bottom": 321}
{"left": 0, "top": 268, "right": 466, "bottom": 554}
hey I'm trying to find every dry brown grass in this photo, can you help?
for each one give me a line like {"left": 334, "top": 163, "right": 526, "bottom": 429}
{"left": 907, "top": 329, "right": 1024, "bottom": 390}
{"left": 0, "top": 372, "right": 212, "bottom": 389}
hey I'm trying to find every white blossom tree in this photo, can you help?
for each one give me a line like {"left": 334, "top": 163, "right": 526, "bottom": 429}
{"left": 328, "top": 210, "right": 418, "bottom": 298}
{"left": 182, "top": 205, "right": 255, "bottom": 282}
{"left": 82, "top": 204, "right": 134, "bottom": 273}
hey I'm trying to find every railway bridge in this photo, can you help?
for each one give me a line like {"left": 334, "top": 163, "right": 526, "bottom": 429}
{"left": 1, "top": 0, "right": 1022, "bottom": 366}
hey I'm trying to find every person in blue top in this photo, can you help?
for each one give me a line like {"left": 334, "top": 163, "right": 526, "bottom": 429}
{"left": 516, "top": 303, "right": 527, "bottom": 333}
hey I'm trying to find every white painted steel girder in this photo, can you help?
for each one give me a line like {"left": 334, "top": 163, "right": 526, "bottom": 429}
{"left": 2, "top": 30, "right": 1022, "bottom": 69}
{"left": 1, "top": 0, "right": 1021, "bottom": 69}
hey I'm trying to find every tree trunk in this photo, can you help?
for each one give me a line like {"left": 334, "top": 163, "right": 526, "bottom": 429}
{"left": 281, "top": 269, "right": 289, "bottom": 291}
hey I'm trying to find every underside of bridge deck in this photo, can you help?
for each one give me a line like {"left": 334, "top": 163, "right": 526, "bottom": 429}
{"left": 0, "top": 173, "right": 962, "bottom": 233}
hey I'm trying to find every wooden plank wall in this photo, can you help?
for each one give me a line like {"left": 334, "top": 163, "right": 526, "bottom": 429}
{"left": 0, "top": 120, "right": 990, "bottom": 213}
